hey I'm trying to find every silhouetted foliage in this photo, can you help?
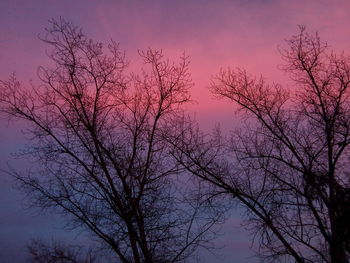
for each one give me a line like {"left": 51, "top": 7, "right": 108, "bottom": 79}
{"left": 171, "top": 26, "right": 350, "bottom": 263}
{"left": 0, "top": 19, "right": 221, "bottom": 263}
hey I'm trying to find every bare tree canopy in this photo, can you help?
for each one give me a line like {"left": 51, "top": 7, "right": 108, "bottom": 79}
{"left": 27, "top": 239, "right": 98, "bottom": 263}
{"left": 171, "top": 26, "right": 350, "bottom": 263}
{"left": 0, "top": 19, "right": 221, "bottom": 263}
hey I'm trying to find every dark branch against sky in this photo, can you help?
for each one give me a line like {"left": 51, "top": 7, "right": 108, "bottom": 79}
{"left": 1, "top": 1, "right": 350, "bottom": 262}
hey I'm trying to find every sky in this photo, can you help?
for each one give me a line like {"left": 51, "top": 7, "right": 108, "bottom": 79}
{"left": 1, "top": 1, "right": 350, "bottom": 262}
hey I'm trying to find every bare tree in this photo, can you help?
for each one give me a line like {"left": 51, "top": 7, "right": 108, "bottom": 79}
{"left": 170, "top": 27, "right": 350, "bottom": 263}
{"left": 0, "top": 19, "right": 221, "bottom": 263}
{"left": 27, "top": 239, "right": 98, "bottom": 263}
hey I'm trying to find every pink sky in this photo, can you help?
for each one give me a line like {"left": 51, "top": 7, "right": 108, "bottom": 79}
{"left": 1, "top": 1, "right": 350, "bottom": 262}
{"left": 2, "top": 1, "right": 350, "bottom": 129}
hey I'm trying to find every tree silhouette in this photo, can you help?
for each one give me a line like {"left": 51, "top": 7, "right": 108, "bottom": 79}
{"left": 171, "top": 27, "right": 350, "bottom": 263}
{"left": 0, "top": 19, "right": 221, "bottom": 263}
{"left": 27, "top": 239, "right": 98, "bottom": 263}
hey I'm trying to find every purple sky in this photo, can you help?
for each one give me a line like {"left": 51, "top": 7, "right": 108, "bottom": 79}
{"left": 1, "top": 1, "right": 350, "bottom": 262}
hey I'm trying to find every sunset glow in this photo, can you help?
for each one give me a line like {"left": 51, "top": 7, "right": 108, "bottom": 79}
{"left": 1, "top": 1, "right": 350, "bottom": 262}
